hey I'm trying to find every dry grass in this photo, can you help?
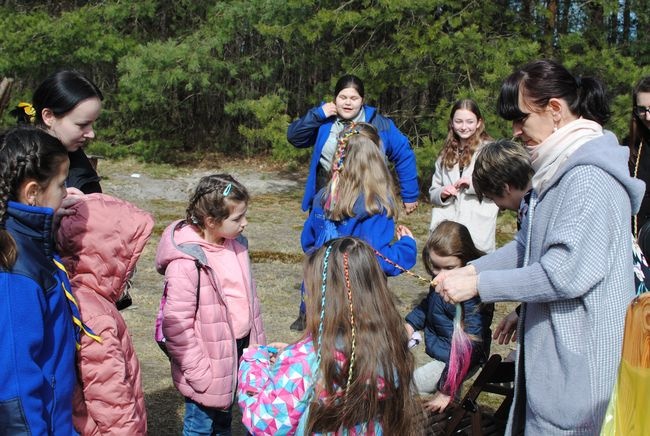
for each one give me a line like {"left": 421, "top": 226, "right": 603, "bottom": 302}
{"left": 98, "top": 158, "right": 518, "bottom": 435}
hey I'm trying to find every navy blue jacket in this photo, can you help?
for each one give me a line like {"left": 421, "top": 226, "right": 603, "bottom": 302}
{"left": 406, "top": 286, "right": 493, "bottom": 393}
{"left": 301, "top": 189, "right": 416, "bottom": 276}
{"left": 287, "top": 104, "right": 419, "bottom": 211}
{"left": 0, "top": 202, "right": 77, "bottom": 435}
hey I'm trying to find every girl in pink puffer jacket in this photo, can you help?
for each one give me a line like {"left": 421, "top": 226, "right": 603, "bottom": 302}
{"left": 155, "top": 174, "right": 266, "bottom": 435}
{"left": 57, "top": 193, "right": 154, "bottom": 435}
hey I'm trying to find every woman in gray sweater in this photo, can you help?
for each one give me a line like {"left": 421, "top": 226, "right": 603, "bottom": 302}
{"left": 435, "top": 60, "right": 645, "bottom": 435}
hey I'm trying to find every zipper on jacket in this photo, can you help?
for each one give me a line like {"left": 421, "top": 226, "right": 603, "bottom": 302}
{"left": 49, "top": 375, "right": 56, "bottom": 434}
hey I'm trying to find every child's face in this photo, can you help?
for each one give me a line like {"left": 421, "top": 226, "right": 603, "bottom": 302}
{"left": 429, "top": 250, "right": 462, "bottom": 277}
{"left": 335, "top": 87, "right": 364, "bottom": 120}
{"left": 203, "top": 200, "right": 248, "bottom": 245}
{"left": 34, "top": 159, "right": 69, "bottom": 210}
{"left": 452, "top": 109, "right": 480, "bottom": 142}
{"left": 486, "top": 184, "right": 527, "bottom": 211}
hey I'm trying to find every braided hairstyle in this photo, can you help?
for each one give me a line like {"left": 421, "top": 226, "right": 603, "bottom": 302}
{"left": 0, "top": 126, "right": 68, "bottom": 269}
{"left": 186, "top": 174, "right": 249, "bottom": 229}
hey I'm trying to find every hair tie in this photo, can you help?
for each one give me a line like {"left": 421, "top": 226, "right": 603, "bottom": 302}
{"left": 18, "top": 102, "right": 36, "bottom": 123}
{"left": 324, "top": 124, "right": 361, "bottom": 211}
{"left": 315, "top": 244, "right": 333, "bottom": 367}
{"left": 575, "top": 76, "right": 582, "bottom": 89}
{"left": 343, "top": 252, "right": 356, "bottom": 396}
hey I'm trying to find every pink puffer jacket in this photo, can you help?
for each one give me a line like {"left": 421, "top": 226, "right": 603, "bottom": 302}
{"left": 155, "top": 220, "right": 266, "bottom": 409}
{"left": 57, "top": 194, "right": 154, "bottom": 435}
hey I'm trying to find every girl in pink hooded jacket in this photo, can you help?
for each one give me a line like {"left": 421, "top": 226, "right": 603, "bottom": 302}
{"left": 57, "top": 193, "right": 154, "bottom": 435}
{"left": 155, "top": 174, "right": 266, "bottom": 435}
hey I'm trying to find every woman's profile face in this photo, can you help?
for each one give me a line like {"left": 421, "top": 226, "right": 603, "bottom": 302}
{"left": 42, "top": 97, "right": 102, "bottom": 152}
{"left": 636, "top": 92, "right": 650, "bottom": 130}
{"left": 335, "top": 87, "right": 364, "bottom": 120}
{"left": 512, "top": 90, "right": 555, "bottom": 148}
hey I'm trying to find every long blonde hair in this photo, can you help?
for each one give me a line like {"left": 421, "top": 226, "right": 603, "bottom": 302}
{"left": 325, "top": 123, "right": 397, "bottom": 221}
{"left": 303, "top": 237, "right": 423, "bottom": 434}
{"left": 439, "top": 99, "right": 491, "bottom": 169}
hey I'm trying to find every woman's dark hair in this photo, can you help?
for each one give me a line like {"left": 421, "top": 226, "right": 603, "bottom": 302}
{"left": 497, "top": 59, "right": 610, "bottom": 126}
{"left": 0, "top": 126, "right": 68, "bottom": 269}
{"left": 30, "top": 70, "right": 103, "bottom": 126}
{"left": 628, "top": 76, "right": 650, "bottom": 155}
{"left": 334, "top": 74, "right": 364, "bottom": 99}
{"left": 186, "top": 174, "right": 249, "bottom": 228}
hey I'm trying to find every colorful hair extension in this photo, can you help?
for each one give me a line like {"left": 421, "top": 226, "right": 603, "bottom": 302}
{"left": 442, "top": 304, "right": 473, "bottom": 398}
{"left": 324, "top": 124, "right": 360, "bottom": 212}
{"left": 315, "top": 245, "right": 334, "bottom": 367}
{"left": 373, "top": 249, "right": 473, "bottom": 397}
{"left": 343, "top": 252, "right": 357, "bottom": 396}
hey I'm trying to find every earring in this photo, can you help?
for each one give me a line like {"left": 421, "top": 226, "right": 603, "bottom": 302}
{"left": 553, "top": 124, "right": 558, "bottom": 133}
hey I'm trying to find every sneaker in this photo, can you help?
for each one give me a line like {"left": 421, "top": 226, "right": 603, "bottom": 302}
{"left": 289, "top": 312, "right": 306, "bottom": 331}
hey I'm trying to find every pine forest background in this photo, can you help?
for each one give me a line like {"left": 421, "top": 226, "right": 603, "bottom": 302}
{"left": 1, "top": 0, "right": 649, "bottom": 189}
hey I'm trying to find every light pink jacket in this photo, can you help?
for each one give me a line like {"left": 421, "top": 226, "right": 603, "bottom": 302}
{"left": 57, "top": 194, "right": 154, "bottom": 436}
{"left": 155, "top": 220, "right": 266, "bottom": 409}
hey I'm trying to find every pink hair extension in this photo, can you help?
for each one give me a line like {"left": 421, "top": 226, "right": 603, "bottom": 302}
{"left": 443, "top": 304, "right": 473, "bottom": 398}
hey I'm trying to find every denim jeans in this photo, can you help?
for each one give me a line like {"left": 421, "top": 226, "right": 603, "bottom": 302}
{"left": 182, "top": 336, "right": 249, "bottom": 436}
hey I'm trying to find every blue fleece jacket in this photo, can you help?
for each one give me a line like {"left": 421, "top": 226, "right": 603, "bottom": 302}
{"left": 0, "top": 201, "right": 78, "bottom": 435}
{"left": 301, "top": 189, "right": 416, "bottom": 276}
{"left": 405, "top": 287, "right": 493, "bottom": 393}
{"left": 288, "top": 104, "right": 419, "bottom": 211}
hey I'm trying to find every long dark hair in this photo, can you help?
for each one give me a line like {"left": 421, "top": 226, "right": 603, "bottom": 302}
{"left": 627, "top": 76, "right": 650, "bottom": 164}
{"left": 497, "top": 59, "right": 610, "bottom": 126}
{"left": 0, "top": 126, "right": 68, "bottom": 269}
{"left": 303, "top": 237, "right": 422, "bottom": 435}
{"left": 29, "top": 70, "right": 103, "bottom": 127}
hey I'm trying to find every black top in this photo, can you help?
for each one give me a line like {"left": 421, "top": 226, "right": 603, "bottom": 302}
{"left": 67, "top": 149, "right": 102, "bottom": 194}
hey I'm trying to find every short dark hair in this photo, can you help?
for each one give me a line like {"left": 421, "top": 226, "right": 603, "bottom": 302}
{"left": 334, "top": 74, "right": 364, "bottom": 99}
{"left": 473, "top": 139, "right": 533, "bottom": 202}
{"left": 497, "top": 59, "right": 610, "bottom": 126}
{"left": 32, "top": 70, "right": 103, "bottom": 126}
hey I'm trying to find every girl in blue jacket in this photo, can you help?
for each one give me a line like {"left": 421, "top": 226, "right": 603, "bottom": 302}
{"left": 0, "top": 126, "right": 91, "bottom": 435}
{"left": 291, "top": 123, "right": 417, "bottom": 330}
{"left": 405, "top": 220, "right": 493, "bottom": 413}
{"left": 287, "top": 74, "right": 419, "bottom": 214}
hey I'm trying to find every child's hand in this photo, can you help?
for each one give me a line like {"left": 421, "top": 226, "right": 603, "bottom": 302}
{"left": 424, "top": 392, "right": 452, "bottom": 413}
{"left": 54, "top": 188, "right": 85, "bottom": 230}
{"left": 441, "top": 184, "right": 458, "bottom": 200}
{"left": 396, "top": 224, "right": 413, "bottom": 239}
{"left": 404, "top": 323, "right": 414, "bottom": 337}
{"left": 403, "top": 201, "right": 418, "bottom": 215}
{"left": 493, "top": 310, "right": 518, "bottom": 344}
{"left": 321, "top": 102, "right": 338, "bottom": 118}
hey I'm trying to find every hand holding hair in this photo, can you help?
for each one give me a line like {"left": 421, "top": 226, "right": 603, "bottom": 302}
{"left": 434, "top": 265, "right": 478, "bottom": 304}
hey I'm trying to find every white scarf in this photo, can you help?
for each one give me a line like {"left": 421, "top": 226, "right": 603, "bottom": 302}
{"left": 529, "top": 118, "right": 603, "bottom": 193}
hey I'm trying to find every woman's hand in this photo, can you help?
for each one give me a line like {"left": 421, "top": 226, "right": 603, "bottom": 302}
{"left": 434, "top": 265, "right": 478, "bottom": 303}
{"left": 321, "top": 102, "right": 338, "bottom": 118}
{"left": 403, "top": 201, "right": 418, "bottom": 214}
{"left": 493, "top": 310, "right": 518, "bottom": 345}
{"left": 454, "top": 177, "right": 471, "bottom": 191}
{"left": 54, "top": 187, "right": 85, "bottom": 230}
{"left": 396, "top": 224, "right": 413, "bottom": 239}
{"left": 441, "top": 184, "right": 458, "bottom": 201}
{"left": 424, "top": 392, "right": 452, "bottom": 413}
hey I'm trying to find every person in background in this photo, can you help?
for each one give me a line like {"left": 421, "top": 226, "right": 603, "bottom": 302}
{"left": 0, "top": 126, "right": 79, "bottom": 434}
{"left": 13, "top": 70, "right": 103, "bottom": 194}
{"left": 435, "top": 59, "right": 644, "bottom": 434}
{"left": 288, "top": 74, "right": 419, "bottom": 214}
{"left": 405, "top": 220, "right": 493, "bottom": 413}
{"left": 57, "top": 194, "right": 154, "bottom": 435}
{"left": 238, "top": 237, "right": 423, "bottom": 435}
{"left": 429, "top": 99, "right": 499, "bottom": 253}
{"left": 625, "top": 76, "right": 650, "bottom": 238}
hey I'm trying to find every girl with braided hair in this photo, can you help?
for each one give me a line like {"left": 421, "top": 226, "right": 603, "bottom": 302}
{"left": 290, "top": 122, "right": 417, "bottom": 331}
{"left": 155, "top": 174, "right": 266, "bottom": 435}
{"left": 0, "top": 126, "right": 80, "bottom": 434}
{"left": 239, "top": 237, "right": 423, "bottom": 435}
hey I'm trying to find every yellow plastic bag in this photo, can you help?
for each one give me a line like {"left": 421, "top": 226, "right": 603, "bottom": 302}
{"left": 601, "top": 293, "right": 650, "bottom": 435}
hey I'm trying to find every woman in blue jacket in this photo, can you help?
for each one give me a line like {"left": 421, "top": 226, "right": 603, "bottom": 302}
{"left": 287, "top": 74, "right": 419, "bottom": 214}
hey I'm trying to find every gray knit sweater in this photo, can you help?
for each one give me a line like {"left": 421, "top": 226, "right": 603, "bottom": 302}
{"left": 472, "top": 131, "right": 645, "bottom": 435}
